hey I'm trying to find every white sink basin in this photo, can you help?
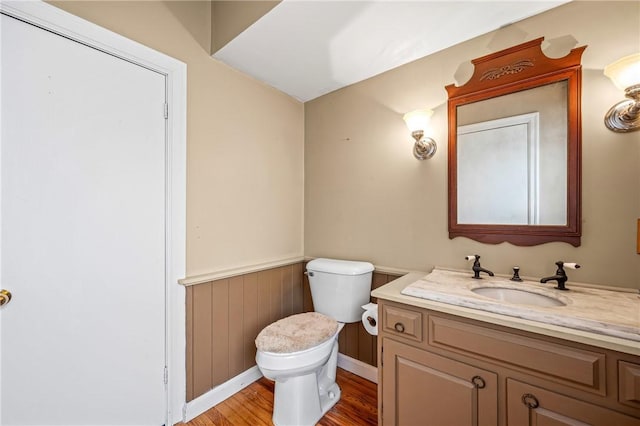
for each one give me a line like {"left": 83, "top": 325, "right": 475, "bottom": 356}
{"left": 471, "top": 287, "right": 566, "bottom": 307}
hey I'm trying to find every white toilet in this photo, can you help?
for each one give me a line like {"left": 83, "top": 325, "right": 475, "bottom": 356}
{"left": 255, "top": 258, "right": 374, "bottom": 426}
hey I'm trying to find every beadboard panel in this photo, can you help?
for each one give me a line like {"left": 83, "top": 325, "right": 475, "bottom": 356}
{"left": 187, "top": 263, "right": 402, "bottom": 401}
{"left": 186, "top": 263, "right": 304, "bottom": 401}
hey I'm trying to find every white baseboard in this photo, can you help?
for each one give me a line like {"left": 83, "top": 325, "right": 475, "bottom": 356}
{"left": 183, "top": 366, "right": 263, "bottom": 422}
{"left": 337, "top": 353, "right": 378, "bottom": 384}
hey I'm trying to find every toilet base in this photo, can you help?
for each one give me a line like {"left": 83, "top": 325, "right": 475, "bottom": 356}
{"left": 272, "top": 373, "right": 341, "bottom": 426}
{"left": 271, "top": 340, "right": 341, "bottom": 426}
{"left": 319, "top": 381, "right": 341, "bottom": 418}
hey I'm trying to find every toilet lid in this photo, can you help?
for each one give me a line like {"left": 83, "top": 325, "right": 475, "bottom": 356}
{"left": 255, "top": 312, "right": 338, "bottom": 353}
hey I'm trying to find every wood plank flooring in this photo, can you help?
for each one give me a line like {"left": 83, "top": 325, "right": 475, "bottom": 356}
{"left": 183, "top": 368, "right": 377, "bottom": 426}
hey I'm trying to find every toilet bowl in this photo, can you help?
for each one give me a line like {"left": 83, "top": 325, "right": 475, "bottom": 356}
{"left": 255, "top": 258, "right": 374, "bottom": 426}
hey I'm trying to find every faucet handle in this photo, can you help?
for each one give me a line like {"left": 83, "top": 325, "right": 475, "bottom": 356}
{"left": 465, "top": 255, "right": 479, "bottom": 262}
{"left": 563, "top": 262, "right": 581, "bottom": 270}
{"left": 555, "top": 261, "right": 581, "bottom": 274}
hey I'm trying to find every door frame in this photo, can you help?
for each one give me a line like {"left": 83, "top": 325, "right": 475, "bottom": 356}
{"left": 0, "top": 1, "right": 187, "bottom": 424}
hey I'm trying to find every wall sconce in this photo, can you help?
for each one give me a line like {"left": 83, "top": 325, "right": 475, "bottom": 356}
{"left": 604, "top": 53, "right": 640, "bottom": 133}
{"left": 403, "top": 108, "right": 437, "bottom": 160}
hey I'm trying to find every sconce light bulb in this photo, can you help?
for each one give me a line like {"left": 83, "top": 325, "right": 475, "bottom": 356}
{"left": 403, "top": 109, "right": 433, "bottom": 133}
{"left": 604, "top": 53, "right": 640, "bottom": 91}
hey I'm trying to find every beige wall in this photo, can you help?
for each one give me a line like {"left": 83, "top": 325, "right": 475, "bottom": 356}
{"left": 305, "top": 1, "right": 640, "bottom": 288}
{"left": 50, "top": 1, "right": 304, "bottom": 279}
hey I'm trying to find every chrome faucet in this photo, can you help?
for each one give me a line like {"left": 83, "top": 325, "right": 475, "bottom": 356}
{"left": 540, "top": 261, "right": 581, "bottom": 291}
{"left": 465, "top": 255, "right": 494, "bottom": 279}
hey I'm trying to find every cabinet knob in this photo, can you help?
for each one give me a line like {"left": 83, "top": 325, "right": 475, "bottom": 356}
{"left": 471, "top": 375, "right": 486, "bottom": 389}
{"left": 521, "top": 393, "right": 539, "bottom": 409}
{"left": 394, "top": 322, "right": 405, "bottom": 333}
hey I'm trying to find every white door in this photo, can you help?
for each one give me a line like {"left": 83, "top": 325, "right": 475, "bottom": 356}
{"left": 1, "top": 12, "right": 167, "bottom": 425}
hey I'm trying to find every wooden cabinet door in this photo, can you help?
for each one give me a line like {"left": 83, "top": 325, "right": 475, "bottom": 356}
{"left": 382, "top": 338, "right": 498, "bottom": 426}
{"left": 507, "top": 379, "right": 640, "bottom": 426}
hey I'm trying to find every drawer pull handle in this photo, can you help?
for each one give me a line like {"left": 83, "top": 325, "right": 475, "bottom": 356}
{"left": 394, "top": 322, "right": 405, "bottom": 333}
{"left": 471, "top": 375, "right": 486, "bottom": 389}
{"left": 521, "top": 393, "right": 539, "bottom": 409}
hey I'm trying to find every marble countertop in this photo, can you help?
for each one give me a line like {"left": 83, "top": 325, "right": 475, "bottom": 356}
{"left": 371, "top": 268, "right": 640, "bottom": 356}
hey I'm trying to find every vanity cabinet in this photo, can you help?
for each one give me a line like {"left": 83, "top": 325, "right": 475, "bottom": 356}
{"left": 378, "top": 300, "right": 640, "bottom": 426}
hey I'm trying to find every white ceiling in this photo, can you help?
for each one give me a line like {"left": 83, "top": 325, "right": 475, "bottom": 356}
{"left": 213, "top": 1, "right": 569, "bottom": 102}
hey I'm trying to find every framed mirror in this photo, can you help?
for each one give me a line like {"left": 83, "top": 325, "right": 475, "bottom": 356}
{"left": 446, "top": 38, "right": 586, "bottom": 246}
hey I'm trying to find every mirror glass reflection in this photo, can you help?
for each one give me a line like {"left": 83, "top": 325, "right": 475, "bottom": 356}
{"left": 456, "top": 80, "right": 568, "bottom": 226}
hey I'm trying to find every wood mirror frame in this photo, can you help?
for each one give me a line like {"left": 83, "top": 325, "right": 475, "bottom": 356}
{"left": 446, "top": 38, "right": 586, "bottom": 247}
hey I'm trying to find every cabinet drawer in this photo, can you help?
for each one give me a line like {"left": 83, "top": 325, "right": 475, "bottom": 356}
{"left": 619, "top": 361, "right": 640, "bottom": 409}
{"left": 429, "top": 316, "right": 606, "bottom": 394}
{"left": 382, "top": 305, "right": 422, "bottom": 342}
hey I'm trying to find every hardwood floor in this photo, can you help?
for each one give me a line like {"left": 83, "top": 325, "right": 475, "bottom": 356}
{"left": 183, "top": 368, "right": 378, "bottom": 425}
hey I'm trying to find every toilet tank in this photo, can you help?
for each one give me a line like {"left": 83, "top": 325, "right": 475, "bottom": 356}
{"left": 306, "top": 258, "right": 374, "bottom": 323}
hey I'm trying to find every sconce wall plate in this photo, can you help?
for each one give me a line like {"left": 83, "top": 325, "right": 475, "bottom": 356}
{"left": 604, "top": 84, "right": 640, "bottom": 132}
{"left": 411, "top": 131, "right": 437, "bottom": 160}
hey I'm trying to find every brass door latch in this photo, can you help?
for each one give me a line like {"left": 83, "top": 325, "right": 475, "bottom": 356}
{"left": 0, "top": 289, "right": 12, "bottom": 306}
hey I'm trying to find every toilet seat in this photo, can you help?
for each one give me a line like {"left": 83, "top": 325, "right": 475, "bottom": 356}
{"left": 255, "top": 312, "right": 338, "bottom": 354}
